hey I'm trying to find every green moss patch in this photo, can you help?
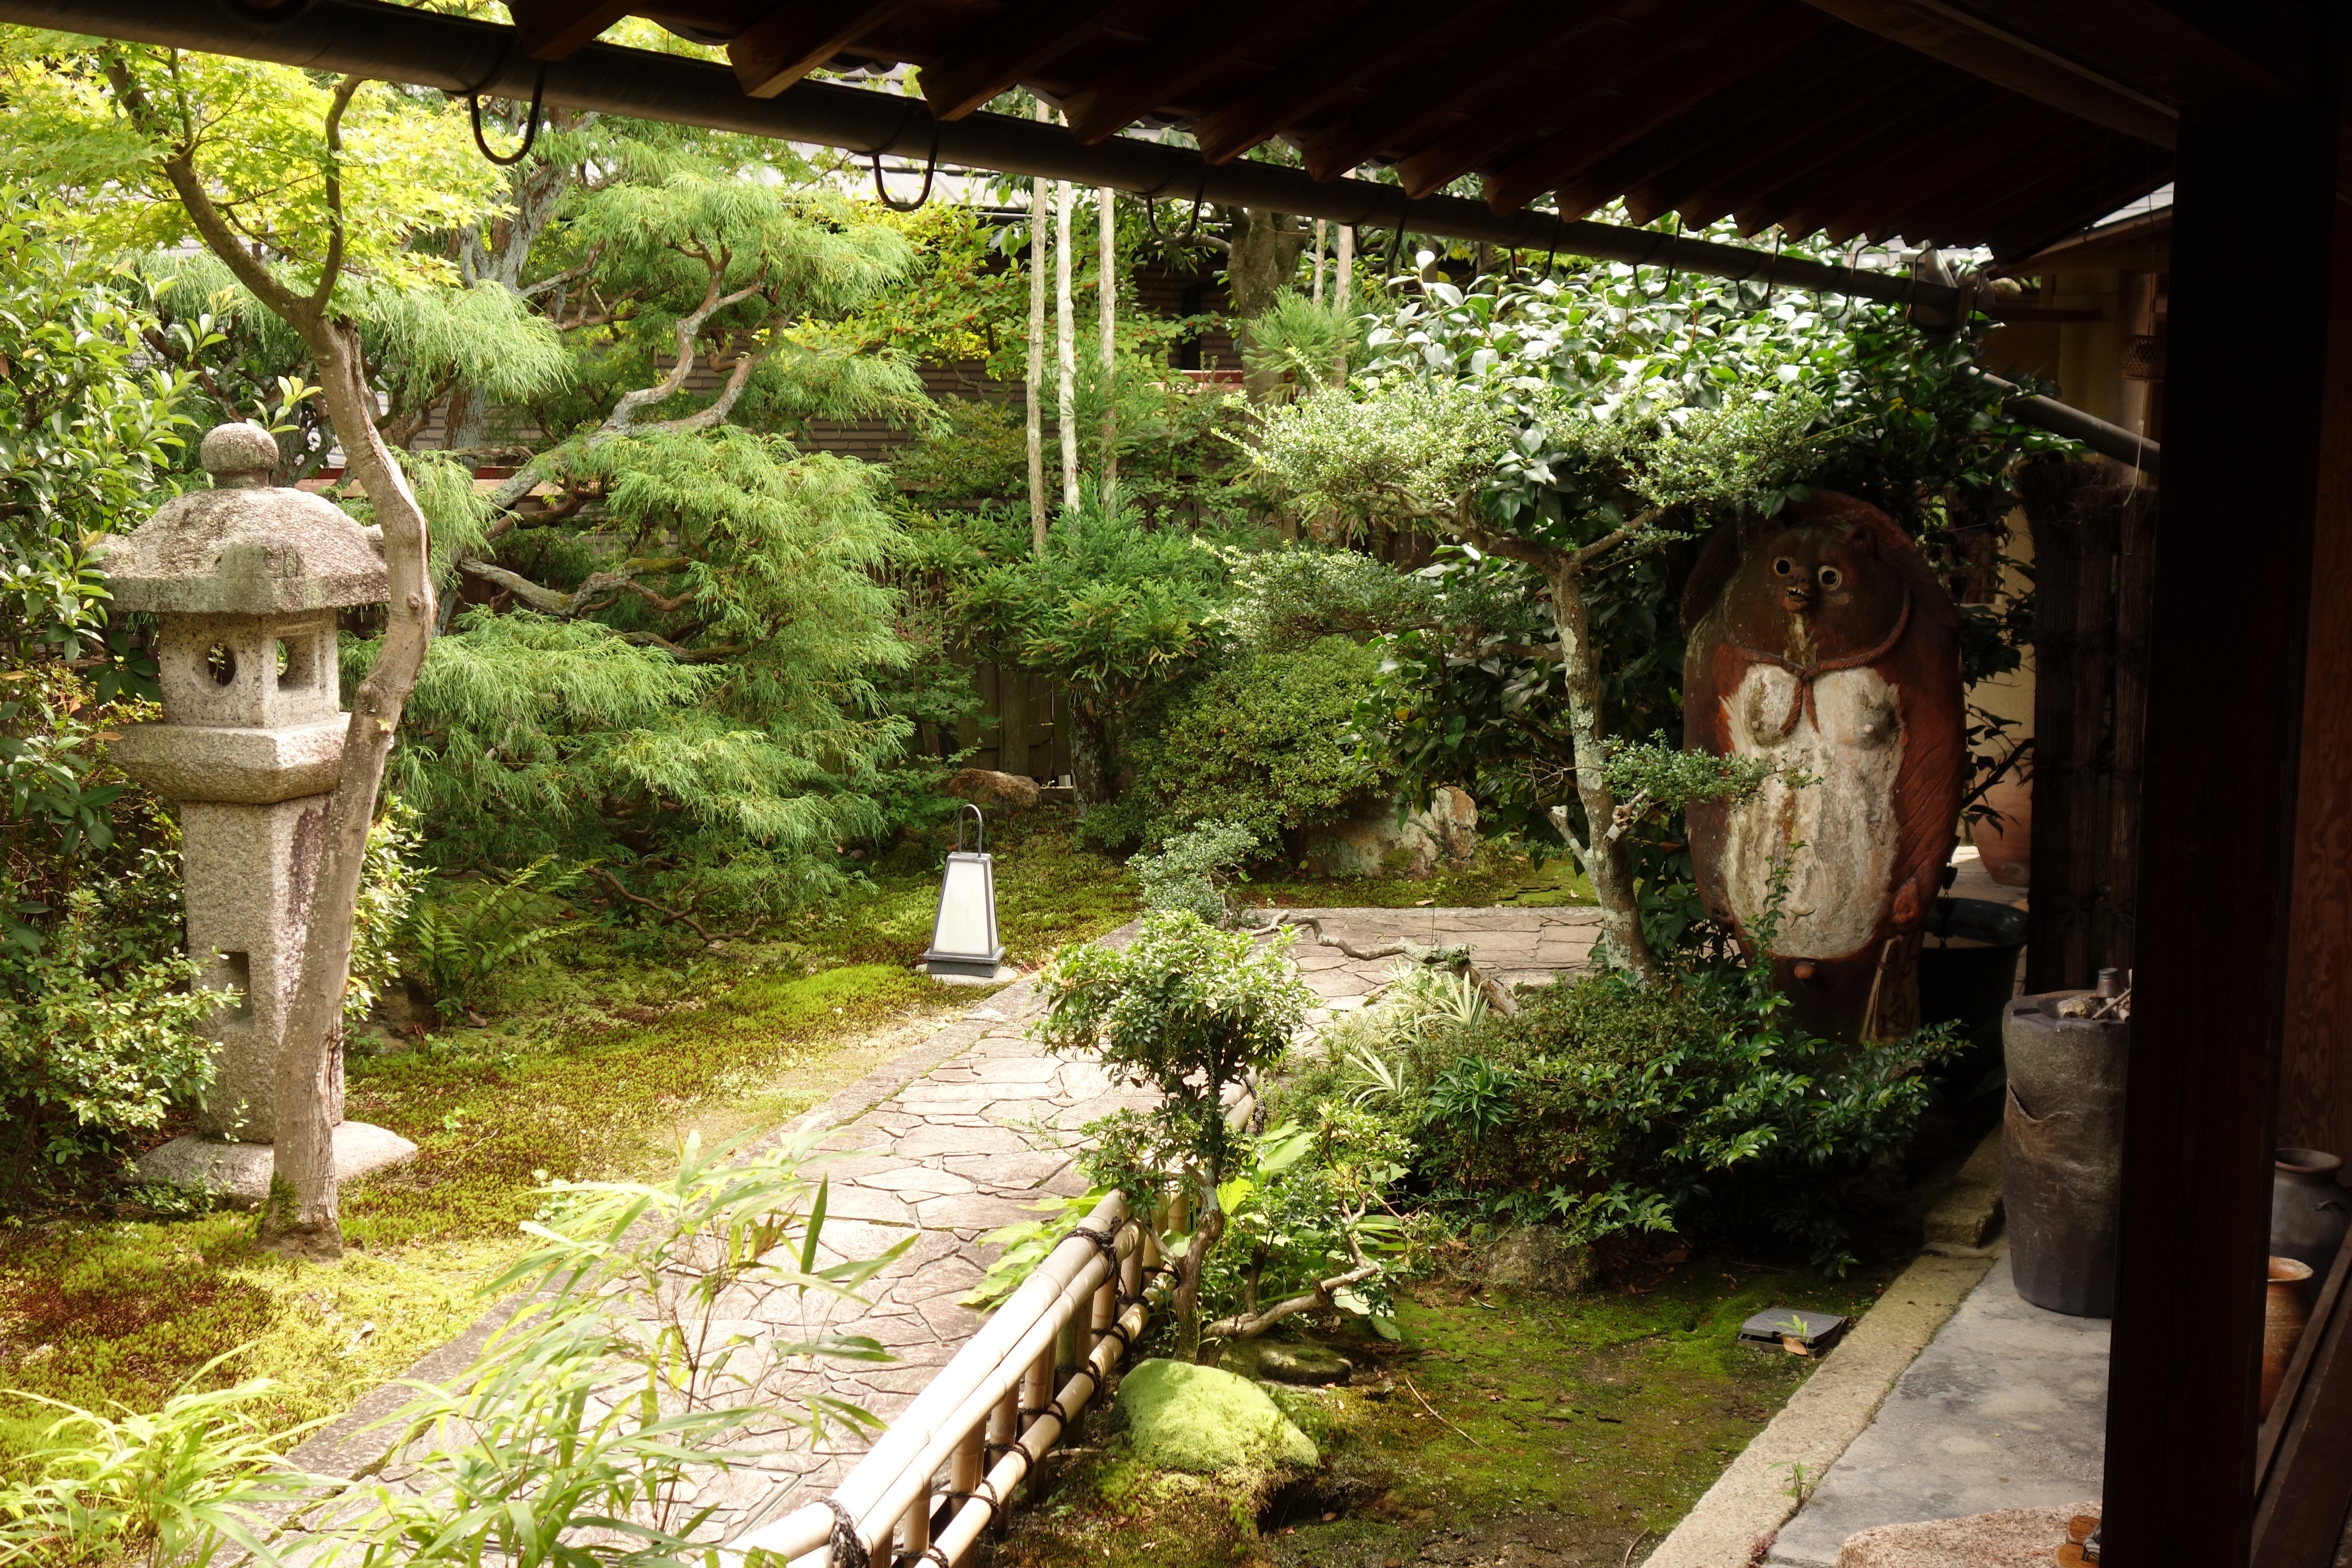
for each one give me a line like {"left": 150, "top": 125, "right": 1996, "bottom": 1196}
{"left": 992, "top": 1257, "right": 1894, "bottom": 1568}
{"left": 0, "top": 1216, "right": 504, "bottom": 1474}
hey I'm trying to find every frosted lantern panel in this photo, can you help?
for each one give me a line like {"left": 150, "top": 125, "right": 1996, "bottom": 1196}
{"left": 932, "top": 856, "right": 997, "bottom": 956}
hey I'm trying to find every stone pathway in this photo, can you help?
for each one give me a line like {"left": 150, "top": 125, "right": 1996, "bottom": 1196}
{"left": 1764, "top": 1250, "right": 2110, "bottom": 1567}
{"left": 699, "top": 905, "right": 1604, "bottom": 1539}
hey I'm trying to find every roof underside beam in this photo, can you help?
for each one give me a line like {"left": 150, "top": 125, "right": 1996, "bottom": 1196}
{"left": 0, "top": 0, "right": 2169, "bottom": 469}
{"left": 2, "top": 0, "right": 1974, "bottom": 312}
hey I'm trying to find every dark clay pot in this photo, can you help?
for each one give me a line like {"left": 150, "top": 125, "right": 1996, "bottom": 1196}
{"left": 2002, "top": 991, "right": 2128, "bottom": 1317}
{"left": 2271, "top": 1148, "right": 2351, "bottom": 1289}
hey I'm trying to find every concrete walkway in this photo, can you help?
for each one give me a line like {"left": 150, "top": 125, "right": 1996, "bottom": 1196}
{"left": 695, "top": 905, "right": 1603, "bottom": 1539}
{"left": 1765, "top": 1250, "right": 2110, "bottom": 1566}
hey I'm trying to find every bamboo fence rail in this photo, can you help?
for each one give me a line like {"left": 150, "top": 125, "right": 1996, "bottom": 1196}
{"left": 733, "top": 1190, "right": 1168, "bottom": 1567}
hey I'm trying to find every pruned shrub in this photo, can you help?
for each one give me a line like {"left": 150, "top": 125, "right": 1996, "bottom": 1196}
{"left": 1109, "top": 635, "right": 1388, "bottom": 850}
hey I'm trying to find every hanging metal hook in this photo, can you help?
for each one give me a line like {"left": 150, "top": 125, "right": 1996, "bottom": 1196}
{"left": 469, "top": 60, "right": 546, "bottom": 168}
{"left": 871, "top": 117, "right": 942, "bottom": 211}
{"left": 956, "top": 802, "right": 988, "bottom": 854}
{"left": 1179, "top": 168, "right": 1208, "bottom": 244}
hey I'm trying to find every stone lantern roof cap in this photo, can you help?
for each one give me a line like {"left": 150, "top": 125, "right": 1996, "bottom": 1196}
{"left": 102, "top": 422, "right": 390, "bottom": 616}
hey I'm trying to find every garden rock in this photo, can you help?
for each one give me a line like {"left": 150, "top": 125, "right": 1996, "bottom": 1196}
{"left": 1254, "top": 1341, "right": 1352, "bottom": 1385}
{"left": 1117, "top": 1358, "right": 1318, "bottom": 1473}
{"left": 133, "top": 1121, "right": 419, "bottom": 1209}
{"left": 1299, "top": 786, "right": 1479, "bottom": 879}
{"left": 942, "top": 768, "right": 1040, "bottom": 813}
{"left": 1483, "top": 1225, "right": 1592, "bottom": 1294}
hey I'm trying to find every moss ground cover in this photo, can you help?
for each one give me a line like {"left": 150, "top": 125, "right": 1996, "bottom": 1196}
{"left": 993, "top": 1255, "right": 1895, "bottom": 1568}
{"left": 0, "top": 809, "right": 1141, "bottom": 1473}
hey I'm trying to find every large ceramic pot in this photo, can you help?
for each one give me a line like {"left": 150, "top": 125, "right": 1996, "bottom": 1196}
{"left": 2002, "top": 991, "right": 2128, "bottom": 1316}
{"left": 1968, "top": 772, "right": 2032, "bottom": 888}
{"left": 2265, "top": 1256, "right": 2315, "bottom": 1417}
{"left": 2272, "top": 1148, "right": 2352, "bottom": 1288}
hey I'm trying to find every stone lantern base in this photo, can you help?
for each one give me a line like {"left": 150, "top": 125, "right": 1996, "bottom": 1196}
{"left": 133, "top": 1122, "right": 419, "bottom": 1210}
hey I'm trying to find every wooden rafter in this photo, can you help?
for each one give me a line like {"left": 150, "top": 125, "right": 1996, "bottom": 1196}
{"left": 1389, "top": 0, "right": 1694, "bottom": 199}
{"left": 1691, "top": 73, "right": 1988, "bottom": 234}
{"left": 1936, "top": 0, "right": 2310, "bottom": 112}
{"left": 919, "top": 0, "right": 1131, "bottom": 120}
{"left": 1803, "top": 100, "right": 2065, "bottom": 241}
{"left": 1771, "top": 100, "right": 2024, "bottom": 241}
{"left": 1610, "top": 40, "right": 1924, "bottom": 223}
{"left": 1878, "top": 136, "right": 2121, "bottom": 249}
{"left": 508, "top": 0, "right": 634, "bottom": 60}
{"left": 1188, "top": 0, "right": 1506, "bottom": 165}
{"left": 1474, "top": 3, "right": 1833, "bottom": 212}
{"left": 1973, "top": 151, "right": 2174, "bottom": 258}
{"left": 1295, "top": 0, "right": 1597, "bottom": 182}
{"left": 1062, "top": 0, "right": 1313, "bottom": 143}
{"left": 1794, "top": 0, "right": 2178, "bottom": 146}
{"left": 730, "top": 0, "right": 915, "bottom": 98}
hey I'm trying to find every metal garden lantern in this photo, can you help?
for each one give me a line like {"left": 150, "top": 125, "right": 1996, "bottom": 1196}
{"left": 923, "top": 804, "right": 1006, "bottom": 980}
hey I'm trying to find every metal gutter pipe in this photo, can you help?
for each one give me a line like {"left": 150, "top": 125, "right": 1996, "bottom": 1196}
{"left": 2, "top": 0, "right": 2160, "bottom": 472}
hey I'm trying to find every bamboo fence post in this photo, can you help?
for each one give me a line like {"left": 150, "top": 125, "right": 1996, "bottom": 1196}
{"left": 1022, "top": 1345, "right": 1054, "bottom": 1433}
{"left": 870, "top": 1517, "right": 895, "bottom": 1568}
{"left": 952, "top": 1423, "right": 984, "bottom": 1502}
{"left": 902, "top": 1481, "right": 931, "bottom": 1560}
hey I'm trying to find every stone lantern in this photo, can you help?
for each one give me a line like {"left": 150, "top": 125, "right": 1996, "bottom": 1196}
{"left": 109, "top": 422, "right": 414, "bottom": 1200}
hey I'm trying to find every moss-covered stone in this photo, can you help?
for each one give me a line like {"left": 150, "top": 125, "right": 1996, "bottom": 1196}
{"left": 1118, "top": 1359, "right": 1318, "bottom": 1474}
{"left": 1253, "top": 1342, "right": 1351, "bottom": 1385}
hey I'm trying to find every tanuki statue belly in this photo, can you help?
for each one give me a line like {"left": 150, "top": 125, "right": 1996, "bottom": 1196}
{"left": 1681, "top": 491, "right": 1964, "bottom": 1042}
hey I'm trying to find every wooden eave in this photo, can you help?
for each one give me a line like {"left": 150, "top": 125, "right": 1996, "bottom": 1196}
{"left": 230, "top": 0, "right": 2327, "bottom": 256}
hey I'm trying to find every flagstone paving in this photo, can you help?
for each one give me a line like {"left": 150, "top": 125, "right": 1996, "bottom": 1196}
{"left": 684, "top": 904, "right": 1604, "bottom": 1539}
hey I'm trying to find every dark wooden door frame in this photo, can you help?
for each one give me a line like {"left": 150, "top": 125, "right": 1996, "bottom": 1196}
{"left": 2100, "top": 85, "right": 2343, "bottom": 1564}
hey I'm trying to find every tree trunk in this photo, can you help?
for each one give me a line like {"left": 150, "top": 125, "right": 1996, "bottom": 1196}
{"left": 1549, "top": 562, "right": 1660, "bottom": 984}
{"left": 1228, "top": 208, "right": 1311, "bottom": 404}
{"left": 1225, "top": 207, "right": 1310, "bottom": 320}
{"left": 1069, "top": 699, "right": 1113, "bottom": 805}
{"left": 263, "top": 319, "right": 436, "bottom": 1259}
{"left": 1097, "top": 186, "right": 1118, "bottom": 501}
{"left": 109, "top": 63, "right": 437, "bottom": 1260}
{"left": 1055, "top": 170, "right": 1079, "bottom": 515}
{"left": 1027, "top": 103, "right": 1049, "bottom": 551}
{"left": 1175, "top": 1194, "right": 1226, "bottom": 1363}
{"left": 1333, "top": 225, "right": 1354, "bottom": 382}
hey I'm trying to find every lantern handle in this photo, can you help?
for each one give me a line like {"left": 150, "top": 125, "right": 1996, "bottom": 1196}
{"left": 958, "top": 802, "right": 987, "bottom": 853}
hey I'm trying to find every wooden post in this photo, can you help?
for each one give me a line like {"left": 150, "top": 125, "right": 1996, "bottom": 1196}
{"left": 998, "top": 668, "right": 1030, "bottom": 780}
{"left": 2101, "top": 481, "right": 2158, "bottom": 976}
{"left": 2020, "top": 462, "right": 2084, "bottom": 993}
{"left": 2101, "top": 93, "right": 2339, "bottom": 1568}
{"left": 2065, "top": 494, "right": 2118, "bottom": 986}
{"left": 870, "top": 1517, "right": 895, "bottom": 1568}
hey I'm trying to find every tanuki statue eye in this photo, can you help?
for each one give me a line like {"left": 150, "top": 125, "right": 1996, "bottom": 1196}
{"left": 1772, "top": 557, "right": 1795, "bottom": 576}
{"left": 1818, "top": 566, "right": 1844, "bottom": 589}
